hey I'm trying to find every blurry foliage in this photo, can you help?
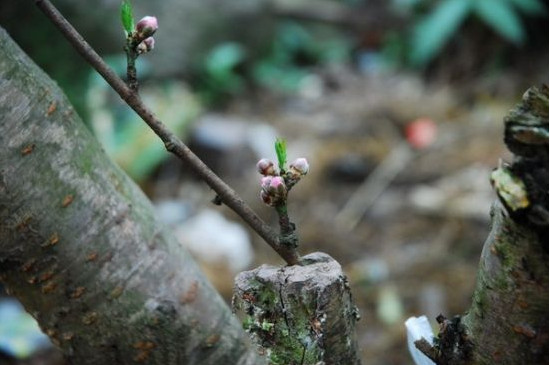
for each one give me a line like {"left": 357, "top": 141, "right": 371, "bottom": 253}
{"left": 6, "top": 0, "right": 543, "bottom": 184}
{"left": 253, "top": 21, "right": 351, "bottom": 92}
{"left": 253, "top": 21, "right": 316, "bottom": 93}
{"left": 195, "top": 42, "right": 247, "bottom": 105}
{"left": 194, "top": 21, "right": 352, "bottom": 105}
{"left": 87, "top": 55, "right": 201, "bottom": 182}
{"left": 401, "top": 0, "right": 546, "bottom": 67}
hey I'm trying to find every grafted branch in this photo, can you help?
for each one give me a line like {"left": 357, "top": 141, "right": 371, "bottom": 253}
{"left": 33, "top": 0, "right": 300, "bottom": 266}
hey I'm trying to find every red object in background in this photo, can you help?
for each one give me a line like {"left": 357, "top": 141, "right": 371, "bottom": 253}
{"left": 405, "top": 117, "right": 437, "bottom": 149}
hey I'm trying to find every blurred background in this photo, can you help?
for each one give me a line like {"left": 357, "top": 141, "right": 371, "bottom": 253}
{"left": 0, "top": 0, "right": 548, "bottom": 363}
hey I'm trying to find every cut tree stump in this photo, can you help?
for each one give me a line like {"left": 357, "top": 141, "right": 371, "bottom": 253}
{"left": 233, "top": 252, "right": 361, "bottom": 365}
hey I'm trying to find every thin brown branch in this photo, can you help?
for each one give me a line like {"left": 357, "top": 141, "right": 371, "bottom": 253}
{"left": 414, "top": 338, "right": 440, "bottom": 364}
{"left": 275, "top": 204, "right": 298, "bottom": 249}
{"left": 33, "top": 0, "right": 300, "bottom": 266}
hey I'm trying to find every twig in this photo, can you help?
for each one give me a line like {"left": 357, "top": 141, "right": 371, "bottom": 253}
{"left": 275, "top": 204, "right": 298, "bottom": 249}
{"left": 414, "top": 338, "right": 439, "bottom": 364}
{"left": 124, "top": 41, "right": 139, "bottom": 92}
{"left": 33, "top": 0, "right": 300, "bottom": 266}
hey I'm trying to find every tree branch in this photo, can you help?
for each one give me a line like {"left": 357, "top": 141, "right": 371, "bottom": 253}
{"left": 0, "top": 26, "right": 263, "bottom": 363}
{"left": 33, "top": 0, "right": 300, "bottom": 266}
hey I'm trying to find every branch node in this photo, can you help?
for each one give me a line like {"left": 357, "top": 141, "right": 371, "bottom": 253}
{"left": 422, "top": 314, "right": 474, "bottom": 365}
{"left": 164, "top": 140, "right": 176, "bottom": 152}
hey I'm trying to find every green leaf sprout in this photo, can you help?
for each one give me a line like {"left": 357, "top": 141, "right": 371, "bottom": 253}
{"left": 274, "top": 138, "right": 287, "bottom": 171}
{"left": 120, "top": 0, "right": 135, "bottom": 35}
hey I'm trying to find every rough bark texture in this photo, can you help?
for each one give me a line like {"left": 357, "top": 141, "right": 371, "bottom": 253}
{"left": 462, "top": 86, "right": 548, "bottom": 364}
{"left": 0, "top": 27, "right": 263, "bottom": 365}
{"left": 418, "top": 86, "right": 548, "bottom": 364}
{"left": 233, "top": 252, "right": 361, "bottom": 365}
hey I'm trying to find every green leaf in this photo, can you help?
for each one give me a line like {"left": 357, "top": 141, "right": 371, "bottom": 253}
{"left": 508, "top": 0, "right": 544, "bottom": 15}
{"left": 409, "top": 0, "right": 472, "bottom": 66}
{"left": 120, "top": 0, "right": 134, "bottom": 34}
{"left": 473, "top": 0, "right": 525, "bottom": 44}
{"left": 274, "top": 138, "right": 287, "bottom": 171}
{"left": 252, "top": 62, "right": 309, "bottom": 92}
{"left": 205, "top": 42, "right": 246, "bottom": 77}
{"left": 277, "top": 21, "right": 312, "bottom": 53}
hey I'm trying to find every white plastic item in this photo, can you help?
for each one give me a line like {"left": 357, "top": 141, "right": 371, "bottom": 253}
{"left": 405, "top": 315, "right": 436, "bottom": 365}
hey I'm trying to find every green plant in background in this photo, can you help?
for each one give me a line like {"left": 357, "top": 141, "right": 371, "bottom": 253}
{"left": 196, "top": 42, "right": 247, "bottom": 105}
{"left": 87, "top": 59, "right": 201, "bottom": 182}
{"left": 253, "top": 21, "right": 351, "bottom": 92}
{"left": 409, "top": 0, "right": 545, "bottom": 66}
{"left": 253, "top": 21, "right": 316, "bottom": 92}
{"left": 194, "top": 21, "right": 353, "bottom": 103}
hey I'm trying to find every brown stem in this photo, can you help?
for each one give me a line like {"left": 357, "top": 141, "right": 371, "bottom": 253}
{"left": 275, "top": 204, "right": 298, "bottom": 249}
{"left": 124, "top": 43, "right": 139, "bottom": 92}
{"left": 414, "top": 338, "right": 439, "bottom": 364}
{"left": 33, "top": 0, "right": 300, "bottom": 266}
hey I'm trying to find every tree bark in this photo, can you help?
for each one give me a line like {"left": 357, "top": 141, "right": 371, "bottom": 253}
{"left": 0, "top": 26, "right": 263, "bottom": 365}
{"left": 416, "top": 86, "right": 548, "bottom": 364}
{"left": 233, "top": 252, "right": 361, "bottom": 365}
{"left": 461, "top": 86, "right": 549, "bottom": 364}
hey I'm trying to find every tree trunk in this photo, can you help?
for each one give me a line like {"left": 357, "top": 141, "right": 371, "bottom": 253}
{"left": 461, "top": 86, "right": 549, "bottom": 364}
{"left": 416, "top": 86, "right": 548, "bottom": 364}
{"left": 0, "top": 26, "right": 263, "bottom": 365}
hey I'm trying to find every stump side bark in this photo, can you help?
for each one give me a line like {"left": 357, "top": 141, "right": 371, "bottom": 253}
{"left": 233, "top": 252, "right": 361, "bottom": 365}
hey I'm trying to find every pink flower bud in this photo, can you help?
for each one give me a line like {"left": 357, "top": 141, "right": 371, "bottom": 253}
{"left": 136, "top": 37, "right": 155, "bottom": 54}
{"left": 260, "top": 190, "right": 272, "bottom": 206}
{"left": 289, "top": 158, "right": 309, "bottom": 176}
{"left": 260, "top": 176, "right": 272, "bottom": 191}
{"left": 136, "top": 16, "right": 158, "bottom": 38}
{"left": 143, "top": 37, "right": 155, "bottom": 50}
{"left": 259, "top": 176, "right": 287, "bottom": 206}
{"left": 257, "top": 158, "right": 276, "bottom": 176}
{"left": 268, "top": 176, "right": 287, "bottom": 196}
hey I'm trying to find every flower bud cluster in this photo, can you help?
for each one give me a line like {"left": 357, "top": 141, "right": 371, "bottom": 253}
{"left": 257, "top": 157, "right": 309, "bottom": 207}
{"left": 260, "top": 176, "right": 287, "bottom": 206}
{"left": 133, "top": 16, "right": 158, "bottom": 54}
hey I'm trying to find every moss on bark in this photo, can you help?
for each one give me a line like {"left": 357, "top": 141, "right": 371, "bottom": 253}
{"left": 0, "top": 26, "right": 261, "bottom": 365}
{"left": 417, "top": 86, "right": 548, "bottom": 364}
{"left": 233, "top": 252, "right": 361, "bottom": 365}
